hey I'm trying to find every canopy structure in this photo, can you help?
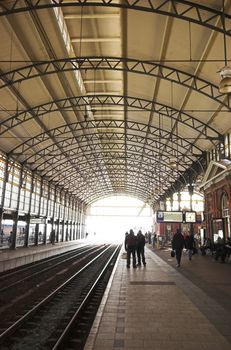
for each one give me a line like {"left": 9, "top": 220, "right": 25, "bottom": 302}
{"left": 0, "top": 0, "right": 230, "bottom": 207}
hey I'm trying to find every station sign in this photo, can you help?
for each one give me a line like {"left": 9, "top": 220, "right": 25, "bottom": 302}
{"left": 157, "top": 211, "right": 183, "bottom": 223}
{"left": 157, "top": 211, "right": 197, "bottom": 223}
{"left": 30, "top": 218, "right": 46, "bottom": 224}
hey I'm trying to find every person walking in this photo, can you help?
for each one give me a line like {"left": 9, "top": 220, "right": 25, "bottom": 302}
{"left": 172, "top": 228, "right": 185, "bottom": 267}
{"left": 50, "top": 229, "right": 56, "bottom": 245}
{"left": 188, "top": 231, "right": 195, "bottom": 260}
{"left": 0, "top": 229, "right": 4, "bottom": 245}
{"left": 125, "top": 229, "right": 137, "bottom": 268}
{"left": 152, "top": 233, "right": 157, "bottom": 248}
{"left": 137, "top": 230, "right": 146, "bottom": 266}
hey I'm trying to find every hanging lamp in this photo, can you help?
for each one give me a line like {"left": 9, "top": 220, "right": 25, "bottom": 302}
{"left": 218, "top": 1, "right": 231, "bottom": 94}
{"left": 219, "top": 66, "right": 231, "bottom": 94}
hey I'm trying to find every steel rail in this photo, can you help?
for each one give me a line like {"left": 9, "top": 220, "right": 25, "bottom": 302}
{"left": 0, "top": 244, "right": 113, "bottom": 343}
{"left": 51, "top": 244, "right": 121, "bottom": 349}
{"left": 0, "top": 245, "right": 95, "bottom": 293}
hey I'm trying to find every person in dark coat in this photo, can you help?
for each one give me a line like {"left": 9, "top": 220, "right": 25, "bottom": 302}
{"left": 50, "top": 229, "right": 56, "bottom": 245}
{"left": 136, "top": 230, "right": 146, "bottom": 266}
{"left": 125, "top": 229, "right": 137, "bottom": 268}
{"left": 188, "top": 232, "right": 195, "bottom": 260}
{"left": 172, "top": 228, "right": 185, "bottom": 267}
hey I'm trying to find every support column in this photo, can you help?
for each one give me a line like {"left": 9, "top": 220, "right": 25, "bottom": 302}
{"left": 70, "top": 196, "right": 73, "bottom": 240}
{"left": 26, "top": 173, "right": 34, "bottom": 247}
{"left": 73, "top": 200, "right": 78, "bottom": 240}
{"left": 170, "top": 195, "right": 173, "bottom": 211}
{"left": 62, "top": 192, "right": 67, "bottom": 241}
{"left": 24, "top": 213, "right": 30, "bottom": 247}
{"left": 10, "top": 210, "right": 18, "bottom": 250}
{"left": 77, "top": 201, "right": 80, "bottom": 239}
{"left": 34, "top": 223, "right": 39, "bottom": 246}
{"left": 0, "top": 158, "right": 8, "bottom": 233}
{"left": 37, "top": 176, "right": 43, "bottom": 245}
{"left": 188, "top": 182, "right": 194, "bottom": 234}
{"left": 177, "top": 191, "right": 181, "bottom": 211}
{"left": 188, "top": 183, "right": 194, "bottom": 211}
{"left": 56, "top": 190, "right": 61, "bottom": 243}
{"left": 61, "top": 220, "right": 64, "bottom": 242}
{"left": 43, "top": 181, "right": 51, "bottom": 245}
{"left": 66, "top": 195, "right": 70, "bottom": 241}
{"left": 53, "top": 186, "right": 57, "bottom": 243}
{"left": 0, "top": 208, "right": 3, "bottom": 235}
{"left": 11, "top": 165, "right": 24, "bottom": 249}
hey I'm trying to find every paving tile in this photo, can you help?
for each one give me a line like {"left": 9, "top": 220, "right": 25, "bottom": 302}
{"left": 84, "top": 248, "right": 231, "bottom": 350}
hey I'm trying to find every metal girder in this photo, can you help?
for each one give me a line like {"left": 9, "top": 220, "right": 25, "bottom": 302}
{"left": 77, "top": 180, "right": 165, "bottom": 205}
{"left": 31, "top": 155, "right": 187, "bottom": 203}
{"left": 65, "top": 169, "right": 162, "bottom": 192}
{"left": 42, "top": 153, "right": 184, "bottom": 187}
{"left": 47, "top": 154, "right": 180, "bottom": 181}
{"left": 0, "top": 1, "right": 231, "bottom": 36}
{"left": 0, "top": 74, "right": 97, "bottom": 198}
{"left": 31, "top": 151, "right": 184, "bottom": 188}
{"left": 17, "top": 147, "right": 184, "bottom": 201}
{"left": 85, "top": 190, "right": 151, "bottom": 206}
{"left": 30, "top": 142, "right": 193, "bottom": 177}
{"left": 158, "top": 152, "right": 207, "bottom": 201}
{"left": 77, "top": 187, "right": 150, "bottom": 206}
{"left": 52, "top": 174, "right": 177, "bottom": 204}
{"left": 10, "top": 122, "right": 203, "bottom": 158}
{"left": 71, "top": 178, "right": 160, "bottom": 203}
{"left": 7, "top": 116, "right": 207, "bottom": 202}
{"left": 13, "top": 122, "right": 201, "bottom": 165}
{"left": 4, "top": 10, "right": 106, "bottom": 196}
{"left": 2, "top": 95, "right": 221, "bottom": 143}
{"left": 0, "top": 56, "right": 229, "bottom": 109}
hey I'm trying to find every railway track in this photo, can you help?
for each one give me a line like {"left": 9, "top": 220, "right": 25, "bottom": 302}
{"left": 0, "top": 244, "right": 109, "bottom": 331}
{"left": 0, "top": 244, "right": 121, "bottom": 349}
{"left": 0, "top": 244, "right": 95, "bottom": 293}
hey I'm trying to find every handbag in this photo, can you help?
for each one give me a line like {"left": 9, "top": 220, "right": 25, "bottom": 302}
{"left": 171, "top": 250, "right": 175, "bottom": 257}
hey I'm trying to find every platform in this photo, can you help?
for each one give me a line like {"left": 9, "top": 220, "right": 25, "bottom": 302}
{"left": 84, "top": 247, "right": 231, "bottom": 350}
{"left": 0, "top": 241, "right": 86, "bottom": 273}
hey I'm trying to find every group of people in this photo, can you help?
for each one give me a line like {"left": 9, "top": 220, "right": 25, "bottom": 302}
{"left": 125, "top": 227, "right": 231, "bottom": 269}
{"left": 124, "top": 229, "right": 146, "bottom": 268}
{"left": 214, "top": 237, "right": 231, "bottom": 263}
{"left": 171, "top": 229, "right": 231, "bottom": 267}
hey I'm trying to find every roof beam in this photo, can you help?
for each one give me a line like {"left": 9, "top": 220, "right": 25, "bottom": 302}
{"left": 0, "top": 95, "right": 221, "bottom": 143}
{"left": 71, "top": 38, "right": 120, "bottom": 43}
{"left": 0, "top": 57, "right": 228, "bottom": 109}
{"left": 1, "top": 1, "right": 231, "bottom": 36}
{"left": 64, "top": 13, "right": 120, "bottom": 19}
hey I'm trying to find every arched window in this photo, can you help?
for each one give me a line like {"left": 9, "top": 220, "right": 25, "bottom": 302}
{"left": 221, "top": 192, "right": 229, "bottom": 218}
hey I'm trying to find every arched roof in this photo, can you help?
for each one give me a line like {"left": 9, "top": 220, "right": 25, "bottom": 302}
{"left": 0, "top": 0, "right": 230, "bottom": 206}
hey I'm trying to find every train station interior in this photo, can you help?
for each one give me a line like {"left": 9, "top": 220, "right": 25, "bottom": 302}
{"left": 0, "top": 1, "right": 231, "bottom": 349}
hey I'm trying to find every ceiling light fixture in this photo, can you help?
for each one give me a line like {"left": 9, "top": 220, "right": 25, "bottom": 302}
{"left": 218, "top": 1, "right": 231, "bottom": 94}
{"left": 169, "top": 157, "right": 177, "bottom": 168}
{"left": 219, "top": 66, "right": 231, "bottom": 94}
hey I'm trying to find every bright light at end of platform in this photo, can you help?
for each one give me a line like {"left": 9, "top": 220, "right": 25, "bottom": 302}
{"left": 85, "top": 196, "right": 153, "bottom": 243}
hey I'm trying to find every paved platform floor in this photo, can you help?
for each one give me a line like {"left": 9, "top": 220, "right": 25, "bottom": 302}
{"left": 84, "top": 246, "right": 231, "bottom": 350}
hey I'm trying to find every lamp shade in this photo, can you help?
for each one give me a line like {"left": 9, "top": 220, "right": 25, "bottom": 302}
{"left": 219, "top": 66, "right": 231, "bottom": 94}
{"left": 219, "top": 76, "right": 231, "bottom": 94}
{"left": 169, "top": 157, "right": 177, "bottom": 168}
